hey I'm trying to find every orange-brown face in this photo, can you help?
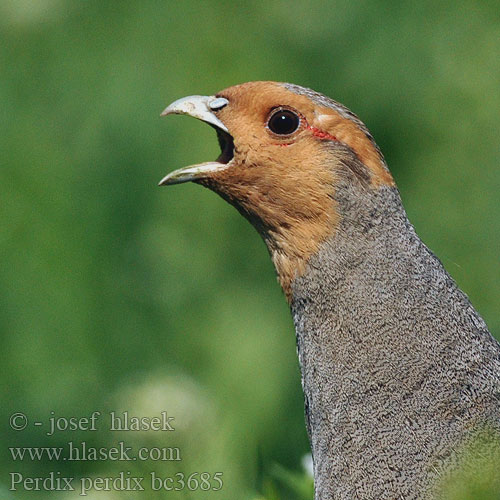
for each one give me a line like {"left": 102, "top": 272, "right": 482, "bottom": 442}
{"left": 161, "top": 81, "right": 394, "bottom": 299}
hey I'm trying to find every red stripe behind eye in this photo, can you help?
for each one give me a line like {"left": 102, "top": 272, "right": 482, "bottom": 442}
{"left": 306, "top": 125, "right": 338, "bottom": 141}
{"left": 271, "top": 125, "right": 338, "bottom": 146}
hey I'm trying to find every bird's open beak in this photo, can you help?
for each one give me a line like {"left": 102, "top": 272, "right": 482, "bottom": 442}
{"left": 159, "top": 95, "right": 234, "bottom": 186}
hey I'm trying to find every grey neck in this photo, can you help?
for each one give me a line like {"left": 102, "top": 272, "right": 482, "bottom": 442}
{"left": 289, "top": 180, "right": 499, "bottom": 498}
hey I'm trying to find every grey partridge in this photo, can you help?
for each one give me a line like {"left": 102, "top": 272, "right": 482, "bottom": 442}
{"left": 159, "top": 81, "right": 500, "bottom": 499}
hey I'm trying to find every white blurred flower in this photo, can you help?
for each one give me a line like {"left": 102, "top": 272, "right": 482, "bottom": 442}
{"left": 301, "top": 452, "right": 313, "bottom": 478}
{"left": 111, "top": 371, "right": 216, "bottom": 448}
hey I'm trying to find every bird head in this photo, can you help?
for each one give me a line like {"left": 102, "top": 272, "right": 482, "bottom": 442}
{"left": 160, "top": 81, "right": 395, "bottom": 300}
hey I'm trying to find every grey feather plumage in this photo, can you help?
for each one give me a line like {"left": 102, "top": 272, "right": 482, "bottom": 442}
{"left": 291, "top": 173, "right": 500, "bottom": 499}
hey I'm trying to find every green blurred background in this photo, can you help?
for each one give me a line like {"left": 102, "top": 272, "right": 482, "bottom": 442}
{"left": 1, "top": 0, "right": 499, "bottom": 498}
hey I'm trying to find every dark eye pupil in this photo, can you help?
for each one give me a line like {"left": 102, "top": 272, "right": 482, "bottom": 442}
{"left": 268, "top": 110, "right": 300, "bottom": 135}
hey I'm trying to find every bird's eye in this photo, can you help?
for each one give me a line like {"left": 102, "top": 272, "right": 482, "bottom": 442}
{"left": 267, "top": 108, "right": 300, "bottom": 135}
